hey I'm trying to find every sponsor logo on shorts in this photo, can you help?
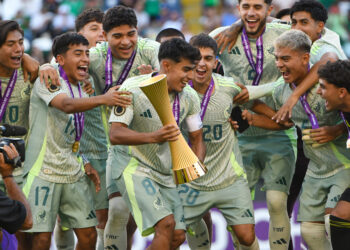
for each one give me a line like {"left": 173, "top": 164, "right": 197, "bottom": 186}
{"left": 276, "top": 177, "right": 287, "bottom": 186}
{"left": 86, "top": 210, "right": 97, "bottom": 220}
{"left": 273, "top": 238, "right": 287, "bottom": 245}
{"left": 241, "top": 209, "right": 253, "bottom": 218}
{"left": 36, "top": 209, "right": 47, "bottom": 224}
{"left": 140, "top": 109, "right": 152, "bottom": 118}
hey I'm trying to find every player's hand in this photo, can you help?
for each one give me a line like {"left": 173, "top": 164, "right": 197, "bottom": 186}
{"left": 39, "top": 64, "right": 61, "bottom": 88}
{"left": 103, "top": 86, "right": 131, "bottom": 107}
{"left": 214, "top": 26, "right": 239, "bottom": 54}
{"left": 84, "top": 163, "right": 101, "bottom": 193}
{"left": 308, "top": 126, "right": 341, "bottom": 144}
{"left": 82, "top": 79, "right": 94, "bottom": 95}
{"left": 241, "top": 109, "right": 254, "bottom": 125}
{"left": 151, "top": 124, "right": 180, "bottom": 143}
{"left": 22, "top": 54, "right": 39, "bottom": 83}
{"left": 0, "top": 144, "right": 19, "bottom": 177}
{"left": 272, "top": 95, "right": 299, "bottom": 123}
{"left": 302, "top": 129, "right": 325, "bottom": 148}
{"left": 228, "top": 118, "right": 239, "bottom": 131}
{"left": 233, "top": 83, "right": 249, "bottom": 104}
{"left": 137, "top": 64, "right": 154, "bottom": 75}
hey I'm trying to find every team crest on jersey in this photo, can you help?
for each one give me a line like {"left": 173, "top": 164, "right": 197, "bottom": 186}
{"left": 114, "top": 105, "right": 126, "bottom": 116}
{"left": 36, "top": 209, "right": 47, "bottom": 224}
{"left": 48, "top": 84, "right": 60, "bottom": 93}
{"left": 268, "top": 47, "right": 274, "bottom": 55}
{"left": 21, "top": 84, "right": 32, "bottom": 98}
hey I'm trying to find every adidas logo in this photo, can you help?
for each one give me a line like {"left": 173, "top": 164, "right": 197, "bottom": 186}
{"left": 86, "top": 210, "right": 97, "bottom": 220}
{"left": 331, "top": 195, "right": 341, "bottom": 203}
{"left": 229, "top": 46, "right": 241, "bottom": 55}
{"left": 105, "top": 245, "right": 118, "bottom": 250}
{"left": 140, "top": 109, "right": 152, "bottom": 118}
{"left": 242, "top": 209, "right": 253, "bottom": 218}
{"left": 273, "top": 238, "right": 287, "bottom": 245}
{"left": 276, "top": 177, "right": 287, "bottom": 185}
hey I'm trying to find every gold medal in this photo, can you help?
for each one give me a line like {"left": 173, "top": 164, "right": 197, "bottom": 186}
{"left": 72, "top": 141, "right": 80, "bottom": 153}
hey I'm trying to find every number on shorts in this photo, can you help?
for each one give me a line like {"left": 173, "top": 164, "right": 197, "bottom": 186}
{"left": 142, "top": 179, "right": 156, "bottom": 195}
{"left": 178, "top": 185, "right": 200, "bottom": 205}
{"left": 35, "top": 186, "right": 50, "bottom": 206}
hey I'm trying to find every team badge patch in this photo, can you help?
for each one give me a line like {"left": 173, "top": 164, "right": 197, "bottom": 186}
{"left": 114, "top": 105, "right": 126, "bottom": 116}
{"left": 48, "top": 84, "right": 60, "bottom": 93}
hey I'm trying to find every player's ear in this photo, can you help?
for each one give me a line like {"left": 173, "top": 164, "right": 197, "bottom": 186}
{"left": 161, "top": 59, "right": 172, "bottom": 73}
{"left": 56, "top": 54, "right": 65, "bottom": 66}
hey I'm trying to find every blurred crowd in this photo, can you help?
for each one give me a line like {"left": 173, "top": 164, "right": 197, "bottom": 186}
{"left": 1, "top": 0, "right": 350, "bottom": 64}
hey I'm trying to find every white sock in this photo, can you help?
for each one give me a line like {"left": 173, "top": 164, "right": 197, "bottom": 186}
{"left": 240, "top": 237, "right": 260, "bottom": 250}
{"left": 104, "top": 196, "right": 129, "bottom": 250}
{"left": 96, "top": 228, "right": 104, "bottom": 250}
{"left": 266, "top": 190, "right": 290, "bottom": 250}
{"left": 54, "top": 223, "right": 75, "bottom": 250}
{"left": 301, "top": 222, "right": 331, "bottom": 250}
{"left": 186, "top": 219, "right": 210, "bottom": 250}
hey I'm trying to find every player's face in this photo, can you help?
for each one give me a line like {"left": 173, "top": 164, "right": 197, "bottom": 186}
{"left": 57, "top": 44, "right": 90, "bottom": 84}
{"left": 79, "top": 21, "right": 104, "bottom": 48}
{"left": 165, "top": 58, "right": 196, "bottom": 93}
{"left": 317, "top": 78, "right": 343, "bottom": 111}
{"left": 0, "top": 30, "right": 24, "bottom": 73}
{"left": 194, "top": 47, "right": 217, "bottom": 85}
{"left": 274, "top": 46, "right": 309, "bottom": 84}
{"left": 237, "top": 0, "right": 273, "bottom": 38}
{"left": 104, "top": 25, "right": 138, "bottom": 60}
{"left": 291, "top": 11, "right": 324, "bottom": 43}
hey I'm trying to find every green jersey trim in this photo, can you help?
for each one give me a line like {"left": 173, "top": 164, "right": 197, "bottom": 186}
{"left": 123, "top": 157, "right": 146, "bottom": 235}
{"left": 230, "top": 152, "right": 246, "bottom": 179}
{"left": 330, "top": 142, "right": 350, "bottom": 169}
{"left": 101, "top": 106, "right": 110, "bottom": 148}
{"left": 284, "top": 128, "right": 297, "bottom": 159}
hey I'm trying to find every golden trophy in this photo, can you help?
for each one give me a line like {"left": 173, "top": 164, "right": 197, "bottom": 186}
{"left": 139, "top": 74, "right": 207, "bottom": 184}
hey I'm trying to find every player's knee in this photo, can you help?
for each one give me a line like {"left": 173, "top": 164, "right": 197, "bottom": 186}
{"left": 34, "top": 233, "right": 52, "bottom": 249}
{"left": 266, "top": 190, "right": 287, "bottom": 214}
{"left": 172, "top": 230, "right": 186, "bottom": 249}
{"left": 156, "top": 215, "right": 176, "bottom": 233}
{"left": 236, "top": 229, "right": 255, "bottom": 246}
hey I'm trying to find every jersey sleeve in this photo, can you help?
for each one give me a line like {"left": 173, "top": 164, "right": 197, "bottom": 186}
{"left": 34, "top": 77, "right": 66, "bottom": 106}
{"left": 0, "top": 190, "right": 27, "bottom": 234}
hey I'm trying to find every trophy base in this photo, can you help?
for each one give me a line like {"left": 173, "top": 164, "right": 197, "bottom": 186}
{"left": 173, "top": 161, "right": 208, "bottom": 184}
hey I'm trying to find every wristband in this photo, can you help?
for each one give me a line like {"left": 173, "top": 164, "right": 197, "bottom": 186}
{"left": 2, "top": 175, "right": 13, "bottom": 179}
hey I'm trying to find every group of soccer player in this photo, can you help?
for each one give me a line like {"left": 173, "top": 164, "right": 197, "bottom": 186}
{"left": 1, "top": 0, "right": 350, "bottom": 249}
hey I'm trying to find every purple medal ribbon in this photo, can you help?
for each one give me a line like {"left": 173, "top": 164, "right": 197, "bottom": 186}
{"left": 188, "top": 78, "right": 214, "bottom": 121}
{"left": 340, "top": 112, "right": 350, "bottom": 147}
{"left": 0, "top": 70, "right": 18, "bottom": 121}
{"left": 59, "top": 66, "right": 85, "bottom": 143}
{"left": 173, "top": 94, "right": 180, "bottom": 125}
{"left": 241, "top": 28, "right": 265, "bottom": 86}
{"left": 104, "top": 48, "right": 136, "bottom": 93}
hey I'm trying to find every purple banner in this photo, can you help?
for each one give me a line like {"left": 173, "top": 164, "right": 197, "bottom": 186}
{"left": 131, "top": 201, "right": 302, "bottom": 250}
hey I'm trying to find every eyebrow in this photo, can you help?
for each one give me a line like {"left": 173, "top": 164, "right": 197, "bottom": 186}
{"left": 6, "top": 38, "right": 24, "bottom": 43}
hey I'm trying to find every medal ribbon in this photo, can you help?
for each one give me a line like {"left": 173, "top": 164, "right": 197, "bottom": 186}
{"left": 59, "top": 66, "right": 85, "bottom": 143}
{"left": 0, "top": 70, "right": 18, "bottom": 121}
{"left": 173, "top": 94, "right": 180, "bottom": 125}
{"left": 104, "top": 48, "right": 136, "bottom": 93}
{"left": 241, "top": 28, "right": 265, "bottom": 86}
{"left": 340, "top": 112, "right": 350, "bottom": 147}
{"left": 188, "top": 78, "right": 214, "bottom": 121}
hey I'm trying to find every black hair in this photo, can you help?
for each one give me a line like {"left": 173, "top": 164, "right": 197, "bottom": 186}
{"left": 318, "top": 60, "right": 350, "bottom": 93}
{"left": 276, "top": 8, "right": 291, "bottom": 19}
{"left": 155, "top": 28, "right": 185, "bottom": 43}
{"left": 103, "top": 6, "right": 137, "bottom": 33}
{"left": 189, "top": 33, "right": 218, "bottom": 56}
{"left": 238, "top": 0, "right": 272, "bottom": 4}
{"left": 290, "top": 0, "right": 328, "bottom": 23}
{"left": 52, "top": 32, "right": 89, "bottom": 58}
{"left": 0, "top": 20, "right": 24, "bottom": 47}
{"left": 158, "top": 38, "right": 201, "bottom": 64}
{"left": 75, "top": 8, "right": 104, "bottom": 32}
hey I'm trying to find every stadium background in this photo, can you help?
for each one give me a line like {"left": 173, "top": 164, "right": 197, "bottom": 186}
{"left": 1, "top": 0, "right": 349, "bottom": 249}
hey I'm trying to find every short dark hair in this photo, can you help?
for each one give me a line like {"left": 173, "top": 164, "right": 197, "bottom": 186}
{"left": 238, "top": 0, "right": 272, "bottom": 4}
{"left": 189, "top": 33, "right": 218, "bottom": 56}
{"left": 75, "top": 8, "right": 104, "bottom": 32}
{"left": 155, "top": 28, "right": 185, "bottom": 43}
{"left": 276, "top": 8, "right": 291, "bottom": 19}
{"left": 0, "top": 20, "right": 24, "bottom": 47}
{"left": 290, "top": 0, "right": 328, "bottom": 23}
{"left": 318, "top": 60, "right": 350, "bottom": 93}
{"left": 52, "top": 32, "right": 89, "bottom": 58}
{"left": 158, "top": 38, "right": 201, "bottom": 64}
{"left": 103, "top": 6, "right": 137, "bottom": 33}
